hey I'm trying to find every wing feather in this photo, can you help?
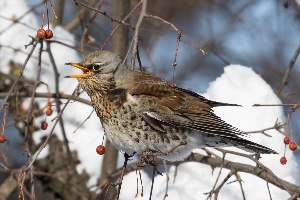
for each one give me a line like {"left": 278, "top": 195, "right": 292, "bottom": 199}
{"left": 114, "top": 71, "right": 276, "bottom": 154}
{"left": 116, "top": 72, "right": 245, "bottom": 138}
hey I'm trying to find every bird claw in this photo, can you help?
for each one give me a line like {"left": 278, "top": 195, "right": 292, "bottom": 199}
{"left": 137, "top": 142, "right": 187, "bottom": 167}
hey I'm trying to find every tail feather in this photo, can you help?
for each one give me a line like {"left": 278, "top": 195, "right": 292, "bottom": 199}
{"left": 223, "top": 137, "right": 277, "bottom": 154}
{"left": 206, "top": 101, "right": 241, "bottom": 107}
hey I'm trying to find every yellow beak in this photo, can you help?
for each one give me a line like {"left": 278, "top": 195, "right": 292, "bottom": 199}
{"left": 65, "top": 63, "right": 91, "bottom": 78}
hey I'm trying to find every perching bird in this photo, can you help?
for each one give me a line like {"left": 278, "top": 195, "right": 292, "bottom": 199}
{"left": 66, "top": 50, "right": 276, "bottom": 161}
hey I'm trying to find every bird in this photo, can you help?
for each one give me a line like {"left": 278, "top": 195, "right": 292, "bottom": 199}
{"left": 66, "top": 50, "right": 276, "bottom": 161}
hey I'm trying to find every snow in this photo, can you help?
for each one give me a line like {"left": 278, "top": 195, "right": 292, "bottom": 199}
{"left": 0, "top": 0, "right": 299, "bottom": 199}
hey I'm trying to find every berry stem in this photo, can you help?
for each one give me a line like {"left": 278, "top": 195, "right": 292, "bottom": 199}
{"left": 46, "top": 0, "right": 50, "bottom": 29}
{"left": 41, "top": 1, "right": 47, "bottom": 28}
{"left": 1, "top": 108, "right": 6, "bottom": 134}
{"left": 46, "top": 84, "right": 51, "bottom": 104}
{"left": 48, "top": 0, "right": 58, "bottom": 19}
{"left": 101, "top": 135, "right": 105, "bottom": 145}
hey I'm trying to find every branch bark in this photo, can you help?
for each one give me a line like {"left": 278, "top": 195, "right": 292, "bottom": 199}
{"left": 276, "top": 44, "right": 300, "bottom": 95}
{"left": 106, "top": 153, "right": 300, "bottom": 199}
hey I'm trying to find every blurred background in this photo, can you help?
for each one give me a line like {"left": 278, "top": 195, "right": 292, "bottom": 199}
{"left": 1, "top": 0, "right": 300, "bottom": 199}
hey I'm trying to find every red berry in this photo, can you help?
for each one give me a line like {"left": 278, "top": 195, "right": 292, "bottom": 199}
{"left": 284, "top": 136, "right": 290, "bottom": 145}
{"left": 96, "top": 145, "right": 105, "bottom": 155}
{"left": 37, "top": 28, "right": 46, "bottom": 39}
{"left": 280, "top": 156, "right": 287, "bottom": 165}
{"left": 45, "top": 102, "right": 51, "bottom": 110}
{"left": 0, "top": 135, "right": 5, "bottom": 143}
{"left": 46, "top": 109, "right": 53, "bottom": 116}
{"left": 289, "top": 142, "right": 297, "bottom": 151}
{"left": 41, "top": 121, "right": 48, "bottom": 130}
{"left": 45, "top": 29, "right": 53, "bottom": 39}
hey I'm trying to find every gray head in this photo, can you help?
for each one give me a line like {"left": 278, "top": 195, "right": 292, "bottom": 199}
{"left": 66, "top": 50, "right": 122, "bottom": 78}
{"left": 81, "top": 50, "right": 122, "bottom": 74}
{"left": 66, "top": 50, "right": 123, "bottom": 93}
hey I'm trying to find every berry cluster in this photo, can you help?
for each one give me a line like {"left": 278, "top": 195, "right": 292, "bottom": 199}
{"left": 37, "top": 28, "right": 53, "bottom": 40}
{"left": 41, "top": 102, "right": 53, "bottom": 130}
{"left": 280, "top": 136, "right": 298, "bottom": 165}
{"left": 280, "top": 109, "right": 299, "bottom": 165}
{"left": 36, "top": 0, "right": 57, "bottom": 40}
{"left": 280, "top": 108, "right": 298, "bottom": 165}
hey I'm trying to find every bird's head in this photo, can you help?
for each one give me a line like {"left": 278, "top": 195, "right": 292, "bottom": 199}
{"left": 66, "top": 50, "right": 122, "bottom": 93}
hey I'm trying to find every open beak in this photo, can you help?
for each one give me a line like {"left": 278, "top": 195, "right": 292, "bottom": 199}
{"left": 65, "top": 63, "right": 91, "bottom": 78}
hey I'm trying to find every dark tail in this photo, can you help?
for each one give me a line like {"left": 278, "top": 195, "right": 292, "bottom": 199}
{"left": 223, "top": 137, "right": 277, "bottom": 154}
{"left": 206, "top": 100, "right": 241, "bottom": 107}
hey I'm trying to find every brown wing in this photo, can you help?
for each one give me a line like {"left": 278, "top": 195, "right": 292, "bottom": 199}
{"left": 115, "top": 71, "right": 276, "bottom": 154}
{"left": 116, "top": 71, "right": 245, "bottom": 138}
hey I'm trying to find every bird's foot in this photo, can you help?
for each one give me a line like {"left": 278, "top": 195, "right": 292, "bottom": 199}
{"left": 137, "top": 150, "right": 158, "bottom": 168}
{"left": 137, "top": 142, "right": 187, "bottom": 167}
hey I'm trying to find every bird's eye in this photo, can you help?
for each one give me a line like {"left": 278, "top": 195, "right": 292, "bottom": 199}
{"left": 87, "top": 62, "right": 104, "bottom": 72}
{"left": 93, "top": 64, "right": 101, "bottom": 71}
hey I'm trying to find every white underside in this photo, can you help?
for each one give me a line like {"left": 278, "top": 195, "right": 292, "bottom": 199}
{"left": 104, "top": 123, "right": 206, "bottom": 161}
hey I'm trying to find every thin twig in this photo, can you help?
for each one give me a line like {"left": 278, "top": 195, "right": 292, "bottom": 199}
{"left": 79, "top": 0, "right": 105, "bottom": 50}
{"left": 0, "top": 1, "right": 44, "bottom": 35}
{"left": 144, "top": 14, "right": 182, "bottom": 35}
{"left": 74, "top": 0, "right": 135, "bottom": 29}
{"left": 116, "top": 153, "right": 131, "bottom": 200}
{"left": 235, "top": 173, "right": 245, "bottom": 200}
{"left": 65, "top": 0, "right": 98, "bottom": 31}
{"left": 253, "top": 103, "right": 300, "bottom": 107}
{"left": 25, "top": 85, "right": 81, "bottom": 170}
{"left": 0, "top": 92, "right": 92, "bottom": 106}
{"left": 143, "top": 14, "right": 182, "bottom": 82}
{"left": 1, "top": 40, "right": 38, "bottom": 109}
{"left": 205, "top": 153, "right": 226, "bottom": 200}
{"left": 245, "top": 121, "right": 285, "bottom": 137}
{"left": 130, "top": 0, "right": 147, "bottom": 69}
{"left": 100, "top": 1, "right": 142, "bottom": 50}
{"left": 149, "top": 166, "right": 155, "bottom": 200}
{"left": 267, "top": 181, "right": 273, "bottom": 200}
{"left": 46, "top": 42, "right": 80, "bottom": 179}
{"left": 72, "top": 109, "right": 94, "bottom": 133}
{"left": 163, "top": 160, "right": 169, "bottom": 200}
{"left": 22, "top": 40, "right": 44, "bottom": 199}
{"left": 277, "top": 44, "right": 300, "bottom": 95}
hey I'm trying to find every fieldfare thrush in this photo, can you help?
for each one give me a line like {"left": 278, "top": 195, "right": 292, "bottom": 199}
{"left": 66, "top": 50, "right": 276, "bottom": 161}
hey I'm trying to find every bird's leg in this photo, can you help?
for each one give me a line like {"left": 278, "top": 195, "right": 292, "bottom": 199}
{"left": 137, "top": 150, "right": 158, "bottom": 168}
{"left": 254, "top": 152, "right": 262, "bottom": 160}
{"left": 137, "top": 142, "right": 187, "bottom": 167}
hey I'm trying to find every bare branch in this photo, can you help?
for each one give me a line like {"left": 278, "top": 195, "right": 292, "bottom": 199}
{"left": 107, "top": 153, "right": 300, "bottom": 198}
{"left": 277, "top": 44, "right": 300, "bottom": 95}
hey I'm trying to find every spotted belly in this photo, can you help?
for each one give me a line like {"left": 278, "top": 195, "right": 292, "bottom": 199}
{"left": 102, "top": 113, "right": 206, "bottom": 161}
